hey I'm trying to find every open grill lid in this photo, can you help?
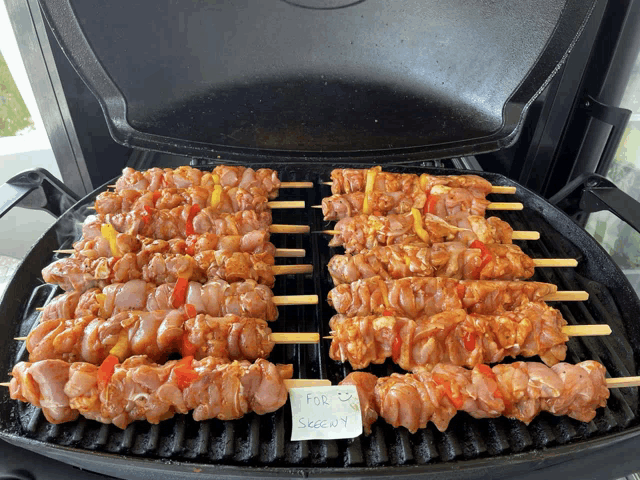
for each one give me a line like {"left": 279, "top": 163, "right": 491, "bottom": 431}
{"left": 38, "top": 0, "right": 596, "bottom": 162}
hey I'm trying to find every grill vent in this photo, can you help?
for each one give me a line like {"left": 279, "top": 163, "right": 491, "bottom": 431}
{"left": 3, "top": 164, "right": 639, "bottom": 471}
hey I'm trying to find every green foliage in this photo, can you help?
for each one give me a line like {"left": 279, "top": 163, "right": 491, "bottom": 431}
{"left": 0, "top": 52, "right": 34, "bottom": 137}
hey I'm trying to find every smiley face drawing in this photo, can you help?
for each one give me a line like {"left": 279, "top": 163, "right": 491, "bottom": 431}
{"left": 337, "top": 391, "right": 353, "bottom": 402}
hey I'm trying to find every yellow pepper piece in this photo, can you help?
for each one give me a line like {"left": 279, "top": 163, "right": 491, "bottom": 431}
{"left": 109, "top": 331, "right": 129, "bottom": 361}
{"left": 411, "top": 208, "right": 430, "bottom": 244}
{"left": 362, "top": 167, "right": 380, "bottom": 215}
{"left": 95, "top": 293, "right": 107, "bottom": 318}
{"left": 419, "top": 173, "right": 429, "bottom": 192}
{"left": 210, "top": 185, "right": 223, "bottom": 209}
{"left": 212, "top": 173, "right": 220, "bottom": 185}
{"left": 101, "top": 224, "right": 122, "bottom": 257}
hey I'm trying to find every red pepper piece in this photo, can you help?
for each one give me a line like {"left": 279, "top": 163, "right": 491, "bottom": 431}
{"left": 456, "top": 284, "right": 466, "bottom": 300}
{"left": 463, "top": 331, "right": 476, "bottom": 351}
{"left": 382, "top": 309, "right": 393, "bottom": 316}
{"left": 181, "top": 332, "right": 198, "bottom": 357}
{"left": 173, "top": 356, "right": 199, "bottom": 389}
{"left": 185, "top": 204, "right": 201, "bottom": 236}
{"left": 476, "top": 364, "right": 494, "bottom": 377}
{"left": 470, "top": 239, "right": 493, "bottom": 279}
{"left": 152, "top": 191, "right": 161, "bottom": 204}
{"left": 97, "top": 355, "right": 119, "bottom": 390}
{"left": 184, "top": 303, "right": 197, "bottom": 318}
{"left": 391, "top": 336, "right": 402, "bottom": 362}
{"left": 433, "top": 374, "right": 464, "bottom": 409}
{"left": 171, "top": 277, "right": 189, "bottom": 308}
{"left": 424, "top": 194, "right": 440, "bottom": 215}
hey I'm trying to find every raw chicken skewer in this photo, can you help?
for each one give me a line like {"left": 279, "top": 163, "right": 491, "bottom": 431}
{"left": 37, "top": 278, "right": 318, "bottom": 323}
{"left": 340, "top": 360, "right": 611, "bottom": 434}
{"left": 19, "top": 309, "right": 318, "bottom": 364}
{"left": 327, "top": 243, "right": 576, "bottom": 285}
{"left": 320, "top": 210, "right": 537, "bottom": 254}
{"left": 325, "top": 302, "right": 610, "bottom": 370}
{"left": 42, "top": 249, "right": 312, "bottom": 291}
{"left": 326, "top": 167, "right": 513, "bottom": 195}
{"left": 327, "top": 276, "right": 587, "bottom": 319}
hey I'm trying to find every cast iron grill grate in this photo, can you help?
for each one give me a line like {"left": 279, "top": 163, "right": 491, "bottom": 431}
{"left": 2, "top": 163, "right": 639, "bottom": 471}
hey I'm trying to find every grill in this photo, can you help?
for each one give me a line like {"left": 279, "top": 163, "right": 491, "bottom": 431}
{"left": 0, "top": 162, "right": 639, "bottom": 479}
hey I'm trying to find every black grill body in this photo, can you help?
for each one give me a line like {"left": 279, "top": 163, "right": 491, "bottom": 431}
{"left": 0, "top": 164, "right": 639, "bottom": 479}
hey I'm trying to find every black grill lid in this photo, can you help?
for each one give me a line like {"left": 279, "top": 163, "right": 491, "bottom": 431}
{"left": 38, "top": 0, "right": 596, "bottom": 162}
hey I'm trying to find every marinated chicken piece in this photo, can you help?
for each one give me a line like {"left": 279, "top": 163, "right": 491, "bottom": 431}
{"left": 43, "top": 249, "right": 276, "bottom": 292}
{"left": 27, "top": 311, "right": 274, "bottom": 364}
{"left": 10, "top": 357, "right": 293, "bottom": 428}
{"left": 95, "top": 186, "right": 269, "bottom": 216}
{"left": 102, "top": 207, "right": 272, "bottom": 240}
{"left": 328, "top": 302, "right": 569, "bottom": 370}
{"left": 9, "top": 360, "right": 79, "bottom": 424}
{"left": 330, "top": 168, "right": 493, "bottom": 196}
{"left": 322, "top": 188, "right": 489, "bottom": 221}
{"left": 41, "top": 290, "right": 83, "bottom": 323}
{"left": 327, "top": 276, "right": 557, "bottom": 319}
{"left": 328, "top": 243, "right": 536, "bottom": 285}
{"left": 43, "top": 278, "right": 278, "bottom": 322}
{"left": 74, "top": 226, "right": 276, "bottom": 259}
{"left": 340, "top": 360, "right": 609, "bottom": 434}
{"left": 115, "top": 166, "right": 281, "bottom": 199}
{"left": 329, "top": 212, "right": 512, "bottom": 254}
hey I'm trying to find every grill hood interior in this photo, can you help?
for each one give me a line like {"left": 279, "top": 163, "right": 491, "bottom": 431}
{"left": 37, "top": 0, "right": 596, "bottom": 162}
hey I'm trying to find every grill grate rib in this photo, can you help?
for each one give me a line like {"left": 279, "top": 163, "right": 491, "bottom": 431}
{"left": 2, "top": 163, "right": 639, "bottom": 473}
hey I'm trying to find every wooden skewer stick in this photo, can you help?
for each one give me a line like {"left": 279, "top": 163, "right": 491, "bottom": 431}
{"left": 88, "top": 200, "right": 306, "bottom": 210}
{"left": 312, "top": 202, "right": 523, "bottom": 211}
{"left": 35, "top": 295, "right": 319, "bottom": 311}
{"left": 532, "top": 259, "right": 578, "bottom": 268}
{"left": 561, "top": 325, "right": 612, "bottom": 336}
{"left": 269, "top": 224, "right": 310, "bottom": 234}
{"left": 605, "top": 377, "right": 640, "bottom": 388}
{"left": 322, "top": 324, "right": 611, "bottom": 340}
{"left": 485, "top": 202, "right": 523, "bottom": 211}
{"left": 320, "top": 181, "right": 517, "bottom": 195}
{"left": 272, "top": 295, "right": 319, "bottom": 306}
{"left": 511, "top": 231, "right": 540, "bottom": 240}
{"left": 318, "top": 229, "right": 539, "bottom": 240}
{"left": 107, "top": 182, "right": 313, "bottom": 189}
{"left": 544, "top": 291, "right": 589, "bottom": 302}
{"left": 0, "top": 379, "right": 331, "bottom": 388}
{"left": 16, "top": 333, "right": 320, "bottom": 343}
{"left": 284, "top": 379, "right": 332, "bottom": 389}
{"left": 269, "top": 332, "right": 319, "bottom": 344}
{"left": 275, "top": 248, "right": 305, "bottom": 258}
{"left": 272, "top": 265, "right": 313, "bottom": 275}
{"left": 54, "top": 248, "right": 307, "bottom": 258}
{"left": 280, "top": 181, "right": 314, "bottom": 188}
{"left": 2, "top": 376, "right": 636, "bottom": 388}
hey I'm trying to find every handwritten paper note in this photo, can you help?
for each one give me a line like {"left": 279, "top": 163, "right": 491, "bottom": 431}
{"left": 289, "top": 385, "right": 362, "bottom": 441}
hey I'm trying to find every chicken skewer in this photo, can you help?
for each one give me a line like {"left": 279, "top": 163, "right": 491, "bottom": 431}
{"left": 326, "top": 167, "right": 514, "bottom": 195}
{"left": 7, "top": 356, "right": 302, "bottom": 428}
{"left": 327, "top": 243, "right": 576, "bottom": 285}
{"left": 114, "top": 166, "right": 293, "bottom": 198}
{"left": 66, "top": 224, "right": 304, "bottom": 259}
{"left": 318, "top": 192, "right": 522, "bottom": 221}
{"left": 93, "top": 186, "right": 304, "bottom": 216}
{"left": 42, "top": 249, "right": 312, "bottom": 291}
{"left": 96, "top": 206, "right": 312, "bottom": 240}
{"left": 37, "top": 278, "right": 318, "bottom": 323}
{"left": 19, "top": 310, "right": 318, "bottom": 364}
{"left": 320, "top": 210, "right": 534, "bottom": 254}
{"left": 326, "top": 302, "right": 610, "bottom": 370}
{"left": 341, "top": 360, "right": 610, "bottom": 434}
{"left": 328, "top": 276, "right": 586, "bottom": 319}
